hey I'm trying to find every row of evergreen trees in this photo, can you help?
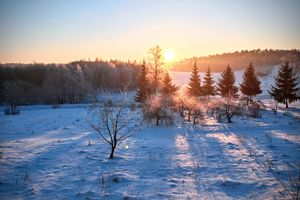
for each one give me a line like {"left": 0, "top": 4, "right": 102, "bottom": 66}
{"left": 187, "top": 61, "right": 261, "bottom": 101}
{"left": 135, "top": 59, "right": 299, "bottom": 108}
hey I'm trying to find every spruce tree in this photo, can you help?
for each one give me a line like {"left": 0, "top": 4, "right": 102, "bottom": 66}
{"left": 135, "top": 60, "right": 150, "bottom": 102}
{"left": 217, "top": 65, "right": 238, "bottom": 98}
{"left": 187, "top": 60, "right": 202, "bottom": 97}
{"left": 269, "top": 62, "right": 299, "bottom": 108}
{"left": 161, "top": 72, "right": 178, "bottom": 96}
{"left": 202, "top": 66, "right": 216, "bottom": 96}
{"left": 240, "top": 62, "right": 262, "bottom": 102}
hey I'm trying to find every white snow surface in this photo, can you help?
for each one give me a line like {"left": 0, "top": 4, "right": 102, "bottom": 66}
{"left": 0, "top": 70, "right": 300, "bottom": 199}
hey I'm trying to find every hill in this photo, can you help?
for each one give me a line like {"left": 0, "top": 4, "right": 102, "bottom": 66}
{"left": 172, "top": 49, "right": 300, "bottom": 72}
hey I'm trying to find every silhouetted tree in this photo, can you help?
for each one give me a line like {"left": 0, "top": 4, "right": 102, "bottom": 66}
{"left": 148, "top": 45, "right": 164, "bottom": 93}
{"left": 187, "top": 60, "right": 202, "bottom": 97}
{"left": 161, "top": 72, "right": 178, "bottom": 96}
{"left": 269, "top": 62, "right": 299, "bottom": 108}
{"left": 240, "top": 62, "right": 262, "bottom": 104}
{"left": 88, "top": 91, "right": 141, "bottom": 159}
{"left": 3, "top": 80, "right": 25, "bottom": 114}
{"left": 217, "top": 65, "right": 238, "bottom": 98}
{"left": 135, "top": 60, "right": 150, "bottom": 102}
{"left": 202, "top": 67, "right": 216, "bottom": 96}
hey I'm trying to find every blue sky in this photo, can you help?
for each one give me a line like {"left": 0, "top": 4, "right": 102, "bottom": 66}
{"left": 0, "top": 0, "right": 299, "bottom": 63}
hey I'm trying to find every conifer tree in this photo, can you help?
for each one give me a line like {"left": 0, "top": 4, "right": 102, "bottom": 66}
{"left": 269, "top": 62, "right": 299, "bottom": 108}
{"left": 217, "top": 65, "right": 238, "bottom": 98}
{"left": 202, "top": 66, "right": 216, "bottom": 96}
{"left": 240, "top": 62, "right": 262, "bottom": 103}
{"left": 161, "top": 72, "right": 178, "bottom": 96}
{"left": 135, "top": 60, "right": 150, "bottom": 102}
{"left": 187, "top": 60, "right": 202, "bottom": 97}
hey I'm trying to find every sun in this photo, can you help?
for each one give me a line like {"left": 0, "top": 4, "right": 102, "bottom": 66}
{"left": 164, "top": 50, "right": 174, "bottom": 62}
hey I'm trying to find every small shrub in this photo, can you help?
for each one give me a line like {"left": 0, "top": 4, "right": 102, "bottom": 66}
{"left": 248, "top": 102, "right": 261, "bottom": 118}
{"left": 142, "top": 95, "right": 174, "bottom": 126}
{"left": 4, "top": 107, "right": 20, "bottom": 115}
{"left": 129, "top": 102, "right": 137, "bottom": 111}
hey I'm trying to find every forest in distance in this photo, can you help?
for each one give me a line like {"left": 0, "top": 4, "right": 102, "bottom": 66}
{"left": 172, "top": 49, "right": 300, "bottom": 72}
{"left": 0, "top": 48, "right": 299, "bottom": 106}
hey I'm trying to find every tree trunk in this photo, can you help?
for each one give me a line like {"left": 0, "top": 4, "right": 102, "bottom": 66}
{"left": 285, "top": 99, "right": 288, "bottom": 108}
{"left": 193, "top": 117, "right": 196, "bottom": 125}
{"left": 156, "top": 118, "right": 160, "bottom": 126}
{"left": 109, "top": 145, "right": 116, "bottom": 159}
{"left": 227, "top": 117, "right": 232, "bottom": 123}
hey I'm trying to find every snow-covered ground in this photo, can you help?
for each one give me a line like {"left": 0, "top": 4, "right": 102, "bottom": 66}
{"left": 0, "top": 70, "right": 300, "bottom": 199}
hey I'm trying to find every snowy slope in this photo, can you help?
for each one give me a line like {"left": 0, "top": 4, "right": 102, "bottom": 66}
{"left": 1, "top": 104, "right": 300, "bottom": 199}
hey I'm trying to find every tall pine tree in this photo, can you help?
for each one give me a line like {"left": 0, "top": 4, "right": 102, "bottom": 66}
{"left": 202, "top": 66, "right": 216, "bottom": 96}
{"left": 161, "top": 72, "right": 178, "bottom": 96}
{"left": 240, "top": 62, "right": 262, "bottom": 103}
{"left": 187, "top": 60, "right": 202, "bottom": 97}
{"left": 135, "top": 60, "right": 150, "bottom": 102}
{"left": 269, "top": 62, "right": 299, "bottom": 108}
{"left": 217, "top": 65, "right": 238, "bottom": 98}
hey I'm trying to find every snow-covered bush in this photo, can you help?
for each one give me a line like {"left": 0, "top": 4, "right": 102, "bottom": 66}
{"left": 207, "top": 99, "right": 224, "bottom": 120}
{"left": 174, "top": 94, "right": 206, "bottom": 124}
{"left": 248, "top": 101, "right": 262, "bottom": 118}
{"left": 185, "top": 97, "right": 206, "bottom": 124}
{"left": 143, "top": 95, "right": 174, "bottom": 126}
{"left": 208, "top": 97, "right": 240, "bottom": 123}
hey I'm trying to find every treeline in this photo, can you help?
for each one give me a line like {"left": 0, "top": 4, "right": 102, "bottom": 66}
{"left": 173, "top": 49, "right": 300, "bottom": 72}
{"left": 0, "top": 60, "right": 139, "bottom": 105}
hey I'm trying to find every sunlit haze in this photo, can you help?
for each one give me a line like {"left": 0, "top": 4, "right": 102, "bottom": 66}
{"left": 0, "top": 0, "right": 299, "bottom": 63}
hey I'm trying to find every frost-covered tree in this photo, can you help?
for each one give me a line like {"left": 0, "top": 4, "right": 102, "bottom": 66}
{"left": 161, "top": 72, "right": 178, "bottom": 96}
{"left": 187, "top": 60, "right": 202, "bottom": 97}
{"left": 217, "top": 65, "right": 238, "bottom": 98}
{"left": 240, "top": 62, "right": 262, "bottom": 104}
{"left": 143, "top": 95, "right": 174, "bottom": 126}
{"left": 184, "top": 97, "right": 206, "bottom": 125}
{"left": 209, "top": 96, "right": 240, "bottom": 123}
{"left": 202, "top": 67, "right": 216, "bottom": 96}
{"left": 269, "top": 62, "right": 299, "bottom": 108}
{"left": 135, "top": 60, "right": 150, "bottom": 102}
{"left": 148, "top": 45, "right": 164, "bottom": 94}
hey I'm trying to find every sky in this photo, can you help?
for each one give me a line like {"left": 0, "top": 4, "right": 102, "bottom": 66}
{"left": 0, "top": 0, "right": 300, "bottom": 63}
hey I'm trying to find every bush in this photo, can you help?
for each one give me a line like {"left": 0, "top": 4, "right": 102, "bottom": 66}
{"left": 4, "top": 107, "right": 20, "bottom": 115}
{"left": 142, "top": 95, "right": 174, "bottom": 126}
{"left": 248, "top": 102, "right": 262, "bottom": 118}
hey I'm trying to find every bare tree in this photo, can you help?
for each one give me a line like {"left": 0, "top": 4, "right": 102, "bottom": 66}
{"left": 223, "top": 96, "right": 240, "bottom": 123}
{"left": 148, "top": 45, "right": 164, "bottom": 94}
{"left": 3, "top": 80, "right": 25, "bottom": 114}
{"left": 87, "top": 91, "right": 141, "bottom": 159}
{"left": 190, "top": 101, "right": 206, "bottom": 125}
{"left": 209, "top": 95, "right": 240, "bottom": 123}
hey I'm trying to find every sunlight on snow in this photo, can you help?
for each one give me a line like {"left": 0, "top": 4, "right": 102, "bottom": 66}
{"left": 174, "top": 135, "right": 194, "bottom": 168}
{"left": 272, "top": 131, "right": 300, "bottom": 144}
